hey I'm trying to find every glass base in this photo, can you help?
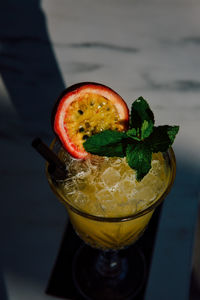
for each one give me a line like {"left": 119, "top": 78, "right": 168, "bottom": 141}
{"left": 73, "top": 244, "right": 146, "bottom": 300}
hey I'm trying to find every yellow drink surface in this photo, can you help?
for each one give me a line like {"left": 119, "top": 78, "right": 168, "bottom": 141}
{"left": 55, "top": 150, "right": 171, "bottom": 249}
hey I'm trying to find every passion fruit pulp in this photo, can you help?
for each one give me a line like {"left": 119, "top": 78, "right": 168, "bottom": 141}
{"left": 52, "top": 82, "right": 129, "bottom": 159}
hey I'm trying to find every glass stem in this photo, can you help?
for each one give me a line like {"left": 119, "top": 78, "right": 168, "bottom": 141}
{"left": 96, "top": 250, "right": 125, "bottom": 278}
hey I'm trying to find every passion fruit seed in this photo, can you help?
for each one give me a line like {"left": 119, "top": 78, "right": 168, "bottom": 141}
{"left": 78, "top": 110, "right": 84, "bottom": 115}
{"left": 85, "top": 122, "right": 90, "bottom": 128}
{"left": 83, "top": 135, "right": 89, "bottom": 140}
{"left": 79, "top": 127, "right": 84, "bottom": 132}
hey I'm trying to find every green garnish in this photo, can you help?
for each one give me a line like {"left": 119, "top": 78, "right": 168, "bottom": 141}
{"left": 82, "top": 130, "right": 127, "bottom": 157}
{"left": 83, "top": 96, "right": 179, "bottom": 181}
{"left": 130, "top": 96, "right": 154, "bottom": 140}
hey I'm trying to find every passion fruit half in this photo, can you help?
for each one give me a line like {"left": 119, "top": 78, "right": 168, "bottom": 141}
{"left": 52, "top": 82, "right": 129, "bottom": 159}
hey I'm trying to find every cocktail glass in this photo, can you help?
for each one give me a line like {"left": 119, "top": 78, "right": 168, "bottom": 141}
{"left": 46, "top": 139, "right": 176, "bottom": 300}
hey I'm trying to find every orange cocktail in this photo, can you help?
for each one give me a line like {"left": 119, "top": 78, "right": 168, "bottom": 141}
{"left": 47, "top": 140, "right": 175, "bottom": 250}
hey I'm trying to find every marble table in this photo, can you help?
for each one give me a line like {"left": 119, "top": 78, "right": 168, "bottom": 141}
{"left": 0, "top": 0, "right": 200, "bottom": 299}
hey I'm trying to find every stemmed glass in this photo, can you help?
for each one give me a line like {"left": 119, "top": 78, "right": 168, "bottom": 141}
{"left": 46, "top": 139, "right": 176, "bottom": 300}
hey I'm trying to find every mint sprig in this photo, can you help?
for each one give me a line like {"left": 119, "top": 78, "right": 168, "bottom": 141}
{"left": 83, "top": 97, "right": 179, "bottom": 181}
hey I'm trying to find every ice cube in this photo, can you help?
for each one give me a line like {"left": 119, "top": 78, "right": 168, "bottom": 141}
{"left": 96, "top": 189, "right": 112, "bottom": 201}
{"left": 101, "top": 167, "right": 120, "bottom": 187}
{"left": 120, "top": 179, "right": 135, "bottom": 194}
{"left": 122, "top": 166, "right": 136, "bottom": 181}
{"left": 75, "top": 176, "right": 87, "bottom": 191}
{"left": 120, "top": 199, "right": 137, "bottom": 215}
{"left": 149, "top": 160, "right": 161, "bottom": 176}
{"left": 69, "top": 159, "right": 89, "bottom": 177}
{"left": 62, "top": 178, "right": 76, "bottom": 195}
{"left": 134, "top": 186, "right": 157, "bottom": 203}
{"left": 136, "top": 200, "right": 147, "bottom": 211}
{"left": 74, "top": 192, "right": 88, "bottom": 205}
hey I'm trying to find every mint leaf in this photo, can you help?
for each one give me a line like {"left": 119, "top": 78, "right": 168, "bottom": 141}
{"left": 83, "top": 130, "right": 127, "bottom": 157}
{"left": 126, "top": 143, "right": 152, "bottom": 181}
{"left": 126, "top": 128, "right": 141, "bottom": 141}
{"left": 130, "top": 97, "right": 154, "bottom": 140}
{"left": 147, "top": 125, "right": 179, "bottom": 153}
{"left": 167, "top": 126, "right": 179, "bottom": 143}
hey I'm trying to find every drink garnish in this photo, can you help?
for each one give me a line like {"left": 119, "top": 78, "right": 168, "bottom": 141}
{"left": 84, "top": 96, "right": 179, "bottom": 181}
{"left": 52, "top": 82, "right": 129, "bottom": 159}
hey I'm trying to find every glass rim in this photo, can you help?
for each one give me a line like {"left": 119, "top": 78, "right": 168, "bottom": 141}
{"left": 46, "top": 140, "right": 176, "bottom": 223}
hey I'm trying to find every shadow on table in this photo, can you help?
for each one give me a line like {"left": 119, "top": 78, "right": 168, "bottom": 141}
{"left": 0, "top": 1, "right": 65, "bottom": 299}
{"left": 0, "top": 269, "right": 8, "bottom": 300}
{"left": 0, "top": 0, "right": 65, "bottom": 137}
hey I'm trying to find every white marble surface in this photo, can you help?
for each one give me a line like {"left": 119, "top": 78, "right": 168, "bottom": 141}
{"left": 0, "top": 0, "right": 200, "bottom": 299}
